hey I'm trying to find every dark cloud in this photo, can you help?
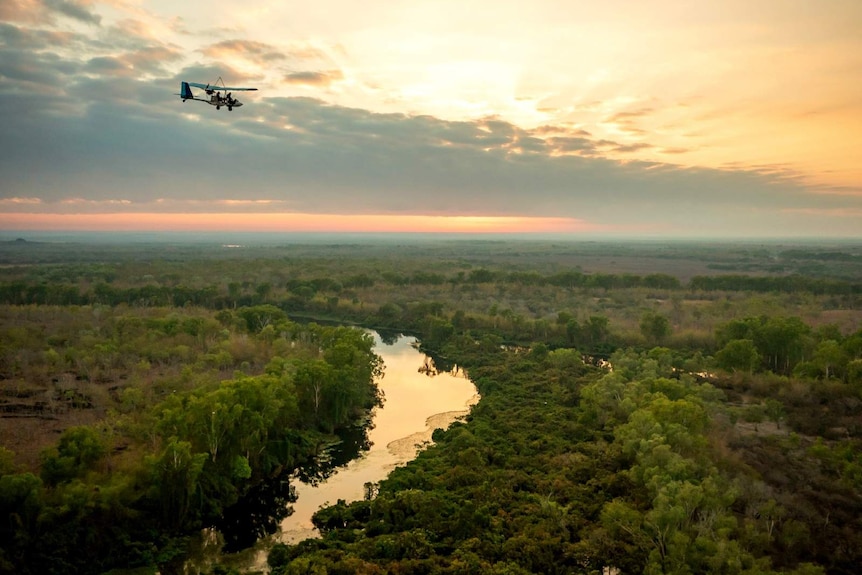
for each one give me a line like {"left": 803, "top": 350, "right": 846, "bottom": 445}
{"left": 612, "top": 142, "right": 653, "bottom": 153}
{"left": 515, "top": 136, "right": 547, "bottom": 152}
{"left": 44, "top": 0, "right": 101, "bottom": 25}
{"left": 0, "top": 16, "right": 185, "bottom": 121}
{"left": 85, "top": 56, "right": 129, "bottom": 76}
{"left": 84, "top": 46, "right": 183, "bottom": 78}
{"left": 0, "top": 40, "right": 82, "bottom": 94}
{"left": 545, "top": 136, "right": 598, "bottom": 155}
{"left": 0, "top": 49, "right": 70, "bottom": 86}
{"left": 0, "top": 22, "right": 78, "bottom": 50}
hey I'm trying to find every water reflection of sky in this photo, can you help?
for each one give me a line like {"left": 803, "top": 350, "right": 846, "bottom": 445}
{"left": 278, "top": 332, "right": 478, "bottom": 542}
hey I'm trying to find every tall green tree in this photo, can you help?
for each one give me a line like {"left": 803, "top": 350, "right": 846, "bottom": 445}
{"left": 812, "top": 340, "right": 846, "bottom": 379}
{"left": 640, "top": 312, "right": 671, "bottom": 345}
{"left": 148, "top": 439, "right": 207, "bottom": 532}
{"left": 715, "top": 339, "right": 761, "bottom": 373}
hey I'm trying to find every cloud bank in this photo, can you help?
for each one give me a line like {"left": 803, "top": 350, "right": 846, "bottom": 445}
{"left": 1, "top": 1, "right": 860, "bottom": 237}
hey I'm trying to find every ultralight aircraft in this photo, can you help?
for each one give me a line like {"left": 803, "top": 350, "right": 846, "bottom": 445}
{"left": 178, "top": 77, "right": 257, "bottom": 111}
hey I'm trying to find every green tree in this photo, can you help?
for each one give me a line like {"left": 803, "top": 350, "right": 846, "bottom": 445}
{"left": 742, "top": 404, "right": 766, "bottom": 431}
{"left": 40, "top": 426, "right": 106, "bottom": 485}
{"left": 715, "top": 339, "right": 760, "bottom": 373}
{"left": 237, "top": 305, "right": 286, "bottom": 333}
{"left": 640, "top": 312, "right": 671, "bottom": 345}
{"left": 753, "top": 316, "right": 810, "bottom": 374}
{"left": 586, "top": 315, "right": 611, "bottom": 346}
{"left": 812, "top": 339, "right": 846, "bottom": 379}
{"left": 148, "top": 438, "right": 207, "bottom": 532}
{"left": 847, "top": 359, "right": 862, "bottom": 387}
{"left": 294, "top": 359, "right": 334, "bottom": 425}
{"left": 764, "top": 399, "right": 785, "bottom": 429}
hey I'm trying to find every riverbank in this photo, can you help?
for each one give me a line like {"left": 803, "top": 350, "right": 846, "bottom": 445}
{"left": 212, "top": 332, "right": 478, "bottom": 573}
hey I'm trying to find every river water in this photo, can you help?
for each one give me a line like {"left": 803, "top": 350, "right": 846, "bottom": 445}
{"left": 192, "top": 331, "right": 478, "bottom": 573}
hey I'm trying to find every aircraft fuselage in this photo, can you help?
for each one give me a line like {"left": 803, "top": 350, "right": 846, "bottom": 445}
{"left": 206, "top": 93, "right": 243, "bottom": 110}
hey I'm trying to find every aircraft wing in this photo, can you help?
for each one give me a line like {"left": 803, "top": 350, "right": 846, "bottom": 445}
{"left": 187, "top": 82, "right": 257, "bottom": 91}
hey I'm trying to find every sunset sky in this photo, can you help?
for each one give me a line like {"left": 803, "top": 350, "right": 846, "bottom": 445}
{"left": 1, "top": 0, "right": 861, "bottom": 237}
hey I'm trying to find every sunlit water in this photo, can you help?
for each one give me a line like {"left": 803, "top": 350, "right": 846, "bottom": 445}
{"left": 278, "top": 332, "right": 478, "bottom": 543}
{"left": 202, "top": 331, "right": 478, "bottom": 573}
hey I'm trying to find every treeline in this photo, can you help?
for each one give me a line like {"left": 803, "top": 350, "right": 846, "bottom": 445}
{"left": 4, "top": 277, "right": 861, "bottom": 376}
{"left": 379, "top": 307, "right": 862, "bottom": 387}
{"left": 0, "top": 314, "right": 382, "bottom": 574}
{"left": 689, "top": 274, "right": 860, "bottom": 295}
{"left": 2, "top": 267, "right": 861, "bottom": 309}
{"left": 779, "top": 249, "right": 862, "bottom": 262}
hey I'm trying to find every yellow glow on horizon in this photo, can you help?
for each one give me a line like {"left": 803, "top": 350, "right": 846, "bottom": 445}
{"left": 0, "top": 212, "right": 608, "bottom": 234}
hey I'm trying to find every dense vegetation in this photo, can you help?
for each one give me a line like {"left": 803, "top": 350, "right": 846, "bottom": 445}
{"left": 1, "top": 238, "right": 861, "bottom": 574}
{"left": 0, "top": 305, "right": 382, "bottom": 574}
{"left": 268, "top": 338, "right": 862, "bottom": 574}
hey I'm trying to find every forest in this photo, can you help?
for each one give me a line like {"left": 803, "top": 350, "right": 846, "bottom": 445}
{"left": 1, "top": 237, "right": 861, "bottom": 574}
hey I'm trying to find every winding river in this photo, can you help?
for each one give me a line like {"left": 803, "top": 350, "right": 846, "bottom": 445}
{"left": 189, "top": 330, "right": 479, "bottom": 573}
{"left": 275, "top": 330, "right": 478, "bottom": 544}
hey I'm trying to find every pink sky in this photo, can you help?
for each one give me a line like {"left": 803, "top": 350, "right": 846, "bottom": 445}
{"left": 0, "top": 212, "right": 614, "bottom": 234}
